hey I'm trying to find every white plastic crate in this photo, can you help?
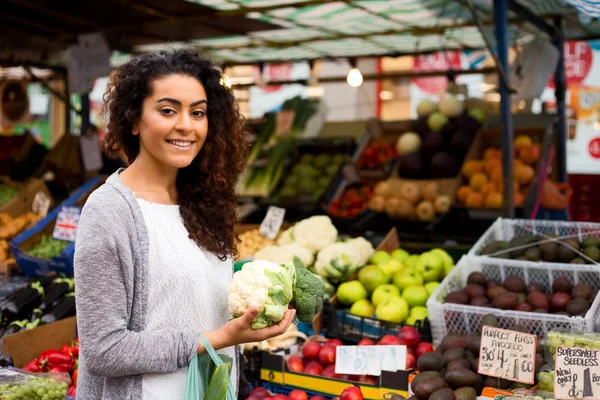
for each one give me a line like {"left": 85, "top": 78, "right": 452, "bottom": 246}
{"left": 426, "top": 255, "right": 600, "bottom": 343}
{"left": 469, "top": 218, "right": 600, "bottom": 266}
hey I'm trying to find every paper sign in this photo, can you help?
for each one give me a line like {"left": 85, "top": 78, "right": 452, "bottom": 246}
{"left": 275, "top": 110, "right": 296, "bottom": 137}
{"left": 52, "top": 207, "right": 82, "bottom": 242}
{"left": 32, "top": 191, "right": 51, "bottom": 217}
{"left": 79, "top": 135, "right": 104, "bottom": 172}
{"left": 335, "top": 345, "right": 407, "bottom": 376}
{"left": 554, "top": 347, "right": 600, "bottom": 400}
{"left": 259, "top": 206, "right": 286, "bottom": 240}
{"left": 478, "top": 325, "right": 537, "bottom": 384}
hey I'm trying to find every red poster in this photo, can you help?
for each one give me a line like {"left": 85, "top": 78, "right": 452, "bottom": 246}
{"left": 258, "top": 64, "right": 292, "bottom": 93}
{"left": 549, "top": 41, "right": 592, "bottom": 88}
{"left": 412, "top": 51, "right": 462, "bottom": 94}
{"left": 589, "top": 137, "right": 600, "bottom": 159}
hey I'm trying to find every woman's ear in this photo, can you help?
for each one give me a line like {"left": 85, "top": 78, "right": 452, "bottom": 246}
{"left": 132, "top": 124, "right": 139, "bottom": 136}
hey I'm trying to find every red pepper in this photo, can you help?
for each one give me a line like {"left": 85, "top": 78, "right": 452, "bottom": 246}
{"left": 22, "top": 360, "right": 41, "bottom": 373}
{"left": 49, "top": 365, "right": 71, "bottom": 374}
{"left": 47, "top": 352, "right": 74, "bottom": 366}
{"left": 70, "top": 345, "right": 79, "bottom": 357}
{"left": 49, "top": 359, "right": 75, "bottom": 372}
{"left": 37, "top": 349, "right": 59, "bottom": 364}
{"left": 67, "top": 385, "right": 77, "bottom": 397}
{"left": 60, "top": 345, "right": 79, "bottom": 358}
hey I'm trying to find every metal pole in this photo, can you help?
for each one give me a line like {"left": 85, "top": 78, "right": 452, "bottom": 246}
{"left": 553, "top": 17, "right": 568, "bottom": 183}
{"left": 494, "top": 0, "right": 515, "bottom": 218}
{"left": 80, "top": 93, "right": 90, "bottom": 134}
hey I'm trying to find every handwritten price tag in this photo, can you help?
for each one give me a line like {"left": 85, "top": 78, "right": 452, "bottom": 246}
{"left": 32, "top": 191, "right": 51, "bottom": 217}
{"left": 554, "top": 347, "right": 600, "bottom": 400}
{"left": 335, "top": 345, "right": 407, "bottom": 376}
{"left": 259, "top": 206, "right": 286, "bottom": 240}
{"left": 52, "top": 206, "right": 82, "bottom": 242}
{"left": 478, "top": 326, "right": 537, "bottom": 384}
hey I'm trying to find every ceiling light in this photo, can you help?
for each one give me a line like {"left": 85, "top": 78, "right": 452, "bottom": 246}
{"left": 347, "top": 58, "right": 363, "bottom": 88}
{"left": 379, "top": 90, "right": 394, "bottom": 100}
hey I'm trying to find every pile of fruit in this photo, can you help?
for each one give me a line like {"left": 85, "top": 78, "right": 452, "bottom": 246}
{"left": 22, "top": 340, "right": 79, "bottom": 397}
{"left": 278, "top": 153, "right": 347, "bottom": 198}
{"left": 368, "top": 180, "right": 451, "bottom": 221}
{"left": 445, "top": 271, "right": 597, "bottom": 317}
{"left": 358, "top": 142, "right": 397, "bottom": 170}
{"left": 335, "top": 248, "right": 454, "bottom": 325}
{"left": 236, "top": 228, "right": 276, "bottom": 260}
{"left": 0, "top": 375, "right": 70, "bottom": 400}
{"left": 395, "top": 97, "right": 485, "bottom": 180}
{"left": 26, "top": 235, "right": 71, "bottom": 260}
{"left": 328, "top": 183, "right": 374, "bottom": 219}
{"left": 247, "top": 385, "right": 364, "bottom": 400}
{"left": 478, "top": 235, "right": 600, "bottom": 264}
{"left": 456, "top": 134, "right": 540, "bottom": 209}
{"left": 0, "top": 212, "right": 42, "bottom": 262}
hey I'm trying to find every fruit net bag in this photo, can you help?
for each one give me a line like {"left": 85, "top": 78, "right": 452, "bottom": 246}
{"left": 0, "top": 367, "right": 71, "bottom": 399}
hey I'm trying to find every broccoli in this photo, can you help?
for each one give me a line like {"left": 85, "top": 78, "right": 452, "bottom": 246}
{"left": 290, "top": 258, "right": 325, "bottom": 323}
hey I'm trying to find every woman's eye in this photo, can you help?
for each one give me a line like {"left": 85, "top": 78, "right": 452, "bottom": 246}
{"left": 161, "top": 109, "right": 175, "bottom": 115}
{"left": 192, "top": 110, "right": 206, "bottom": 117}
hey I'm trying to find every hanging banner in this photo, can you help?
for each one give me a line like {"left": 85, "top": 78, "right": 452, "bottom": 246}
{"left": 549, "top": 41, "right": 593, "bottom": 89}
{"left": 412, "top": 51, "right": 462, "bottom": 95}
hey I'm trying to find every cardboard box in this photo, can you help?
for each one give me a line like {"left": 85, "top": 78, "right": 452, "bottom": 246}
{"left": 0, "top": 178, "right": 54, "bottom": 218}
{"left": 260, "top": 350, "right": 411, "bottom": 399}
{"left": 2, "top": 317, "right": 77, "bottom": 368}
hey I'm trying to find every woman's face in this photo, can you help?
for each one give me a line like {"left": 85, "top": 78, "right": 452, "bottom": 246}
{"left": 133, "top": 74, "right": 208, "bottom": 170}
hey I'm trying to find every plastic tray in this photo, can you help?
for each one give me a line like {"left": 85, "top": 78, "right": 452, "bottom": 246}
{"left": 426, "top": 255, "right": 600, "bottom": 343}
{"left": 468, "top": 218, "right": 600, "bottom": 267}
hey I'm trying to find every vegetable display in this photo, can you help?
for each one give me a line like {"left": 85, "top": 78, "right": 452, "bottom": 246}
{"left": 253, "top": 243, "right": 314, "bottom": 267}
{"left": 278, "top": 215, "right": 338, "bottom": 252}
{"left": 26, "top": 236, "right": 70, "bottom": 260}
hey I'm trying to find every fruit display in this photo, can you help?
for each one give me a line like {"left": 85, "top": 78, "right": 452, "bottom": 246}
{"left": 456, "top": 133, "right": 541, "bottom": 209}
{"left": 336, "top": 248, "right": 454, "bottom": 325}
{"left": 546, "top": 330, "right": 600, "bottom": 360}
{"left": 0, "top": 373, "right": 71, "bottom": 399}
{"left": 367, "top": 179, "right": 452, "bottom": 222}
{"left": 396, "top": 97, "right": 485, "bottom": 180}
{"left": 247, "top": 385, "right": 365, "bottom": 400}
{"left": 328, "top": 183, "right": 374, "bottom": 219}
{"left": 478, "top": 235, "right": 600, "bottom": 264}
{"left": 444, "top": 271, "right": 597, "bottom": 317}
{"left": 358, "top": 142, "right": 397, "bottom": 170}
{"left": 0, "top": 184, "right": 18, "bottom": 206}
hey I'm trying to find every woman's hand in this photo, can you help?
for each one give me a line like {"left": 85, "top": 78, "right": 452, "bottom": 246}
{"left": 199, "top": 307, "right": 296, "bottom": 353}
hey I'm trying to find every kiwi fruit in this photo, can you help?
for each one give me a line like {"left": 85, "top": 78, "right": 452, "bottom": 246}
{"left": 480, "top": 243, "right": 499, "bottom": 256}
{"left": 504, "top": 276, "right": 526, "bottom": 293}
{"left": 464, "top": 284, "right": 486, "bottom": 298}
{"left": 442, "top": 348, "right": 466, "bottom": 364}
{"left": 557, "top": 245, "right": 577, "bottom": 263}
{"left": 542, "top": 243, "right": 558, "bottom": 262}
{"left": 467, "top": 272, "right": 487, "bottom": 286}
{"left": 430, "top": 388, "right": 455, "bottom": 400}
{"left": 417, "top": 352, "right": 445, "bottom": 371}
{"left": 444, "top": 369, "right": 480, "bottom": 388}
{"left": 526, "top": 282, "right": 546, "bottom": 294}
{"left": 525, "top": 247, "right": 542, "bottom": 261}
{"left": 411, "top": 371, "right": 442, "bottom": 387}
{"left": 487, "top": 286, "right": 507, "bottom": 300}
{"left": 571, "top": 283, "right": 593, "bottom": 299}
{"left": 446, "top": 291, "right": 469, "bottom": 305}
{"left": 470, "top": 297, "right": 490, "bottom": 307}
{"left": 413, "top": 377, "right": 448, "bottom": 399}
{"left": 447, "top": 359, "right": 472, "bottom": 371}
{"left": 527, "top": 291, "right": 550, "bottom": 310}
{"left": 566, "top": 297, "right": 590, "bottom": 316}
{"left": 571, "top": 257, "right": 587, "bottom": 264}
{"left": 552, "top": 277, "right": 573, "bottom": 293}
{"left": 584, "top": 246, "right": 600, "bottom": 262}
{"left": 492, "top": 292, "right": 519, "bottom": 310}
{"left": 582, "top": 235, "right": 600, "bottom": 248}
{"left": 454, "top": 387, "right": 477, "bottom": 400}
{"left": 509, "top": 237, "right": 527, "bottom": 258}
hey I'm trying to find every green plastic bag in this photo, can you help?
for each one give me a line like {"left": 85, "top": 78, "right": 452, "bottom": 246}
{"left": 184, "top": 334, "right": 236, "bottom": 400}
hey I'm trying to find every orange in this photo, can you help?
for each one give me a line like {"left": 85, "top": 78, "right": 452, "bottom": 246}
{"left": 469, "top": 172, "right": 488, "bottom": 192}
{"left": 514, "top": 135, "right": 533, "bottom": 151}
{"left": 483, "top": 148, "right": 501, "bottom": 160}
{"left": 519, "top": 143, "right": 541, "bottom": 165}
{"left": 514, "top": 192, "right": 525, "bottom": 207}
{"left": 515, "top": 164, "right": 535, "bottom": 185}
{"left": 485, "top": 192, "right": 503, "bottom": 208}
{"left": 456, "top": 185, "right": 472, "bottom": 204}
{"left": 466, "top": 192, "right": 484, "bottom": 208}
{"left": 490, "top": 167, "right": 503, "bottom": 184}
{"left": 484, "top": 158, "right": 502, "bottom": 175}
{"left": 481, "top": 182, "right": 497, "bottom": 196}
{"left": 461, "top": 160, "right": 483, "bottom": 179}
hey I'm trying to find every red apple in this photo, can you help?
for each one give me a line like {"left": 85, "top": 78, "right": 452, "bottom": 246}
{"left": 398, "top": 326, "right": 420, "bottom": 347}
{"left": 319, "top": 345, "right": 336, "bottom": 366}
{"left": 302, "top": 341, "right": 322, "bottom": 360}
{"left": 288, "top": 390, "right": 309, "bottom": 400}
{"left": 272, "top": 395, "right": 289, "bottom": 400}
{"left": 340, "top": 386, "right": 364, "bottom": 400}
{"left": 357, "top": 338, "right": 375, "bottom": 346}
{"left": 288, "top": 355, "right": 304, "bottom": 373}
{"left": 249, "top": 387, "right": 271, "bottom": 399}
{"left": 326, "top": 338, "right": 344, "bottom": 347}
{"left": 310, "top": 397, "right": 327, "bottom": 400}
{"left": 377, "top": 335, "right": 406, "bottom": 346}
{"left": 321, "top": 364, "right": 341, "bottom": 379}
{"left": 407, "top": 347, "right": 416, "bottom": 357}
{"left": 415, "top": 342, "right": 434, "bottom": 358}
{"left": 358, "top": 375, "right": 377, "bottom": 385}
{"left": 304, "top": 361, "right": 324, "bottom": 376}
{"left": 405, "top": 353, "right": 416, "bottom": 370}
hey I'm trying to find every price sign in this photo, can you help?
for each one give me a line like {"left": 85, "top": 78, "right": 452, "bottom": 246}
{"left": 478, "top": 326, "right": 537, "bottom": 384}
{"left": 554, "top": 347, "right": 600, "bottom": 400}
{"left": 52, "top": 206, "right": 82, "bottom": 242}
{"left": 259, "top": 206, "right": 286, "bottom": 240}
{"left": 335, "top": 345, "right": 407, "bottom": 376}
{"left": 32, "top": 191, "right": 51, "bottom": 217}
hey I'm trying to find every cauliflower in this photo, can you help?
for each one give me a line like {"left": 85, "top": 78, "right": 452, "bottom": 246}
{"left": 314, "top": 242, "right": 361, "bottom": 283}
{"left": 254, "top": 243, "right": 315, "bottom": 267}
{"left": 346, "top": 236, "right": 375, "bottom": 267}
{"left": 291, "top": 216, "right": 338, "bottom": 252}
{"left": 227, "top": 260, "right": 295, "bottom": 329}
{"left": 276, "top": 227, "right": 294, "bottom": 245}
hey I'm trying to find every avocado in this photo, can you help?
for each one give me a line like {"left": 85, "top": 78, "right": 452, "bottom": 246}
{"left": 411, "top": 371, "right": 442, "bottom": 387}
{"left": 484, "top": 376, "right": 512, "bottom": 389}
{"left": 454, "top": 387, "right": 477, "bottom": 400}
{"left": 566, "top": 298, "right": 590, "bottom": 316}
{"left": 430, "top": 388, "right": 455, "bottom": 400}
{"left": 444, "top": 368, "right": 480, "bottom": 388}
{"left": 509, "top": 237, "right": 527, "bottom": 258}
{"left": 525, "top": 247, "right": 542, "bottom": 261}
{"left": 447, "top": 359, "right": 472, "bottom": 371}
{"left": 480, "top": 243, "right": 498, "bottom": 255}
{"left": 508, "top": 323, "right": 528, "bottom": 333}
{"left": 582, "top": 235, "right": 600, "bottom": 248}
{"left": 469, "top": 336, "right": 481, "bottom": 355}
{"left": 467, "top": 272, "right": 487, "bottom": 286}
{"left": 300, "top": 154, "right": 315, "bottom": 164}
{"left": 417, "top": 352, "right": 445, "bottom": 371}
{"left": 570, "top": 257, "right": 587, "bottom": 264}
{"left": 442, "top": 348, "right": 466, "bottom": 364}
{"left": 481, "top": 314, "right": 499, "bottom": 328}
{"left": 439, "top": 335, "right": 469, "bottom": 352}
{"left": 541, "top": 242, "right": 558, "bottom": 262}
{"left": 584, "top": 246, "right": 600, "bottom": 262}
{"left": 413, "top": 377, "right": 448, "bottom": 399}
{"left": 572, "top": 283, "right": 593, "bottom": 299}
{"left": 557, "top": 244, "right": 577, "bottom": 263}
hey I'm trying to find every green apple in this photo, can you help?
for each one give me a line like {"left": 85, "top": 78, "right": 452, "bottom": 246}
{"left": 358, "top": 265, "right": 389, "bottom": 293}
{"left": 350, "top": 299, "right": 375, "bottom": 317}
{"left": 336, "top": 281, "right": 367, "bottom": 306}
{"left": 402, "top": 285, "right": 428, "bottom": 307}
{"left": 391, "top": 248, "right": 410, "bottom": 263}
{"left": 375, "top": 296, "right": 409, "bottom": 323}
{"left": 378, "top": 259, "right": 403, "bottom": 280}
{"left": 393, "top": 269, "right": 424, "bottom": 290}
{"left": 410, "top": 306, "right": 429, "bottom": 320}
{"left": 424, "top": 281, "right": 440, "bottom": 296}
{"left": 430, "top": 248, "right": 454, "bottom": 277}
{"left": 404, "top": 254, "right": 420, "bottom": 269}
{"left": 370, "top": 250, "right": 391, "bottom": 265}
{"left": 405, "top": 315, "right": 420, "bottom": 326}
{"left": 416, "top": 252, "right": 444, "bottom": 283}
{"left": 371, "top": 284, "right": 400, "bottom": 307}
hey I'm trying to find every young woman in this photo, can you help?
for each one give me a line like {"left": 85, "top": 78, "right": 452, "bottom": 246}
{"left": 74, "top": 49, "right": 295, "bottom": 400}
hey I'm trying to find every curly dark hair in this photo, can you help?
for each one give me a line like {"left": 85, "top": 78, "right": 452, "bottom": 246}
{"left": 102, "top": 48, "right": 248, "bottom": 260}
